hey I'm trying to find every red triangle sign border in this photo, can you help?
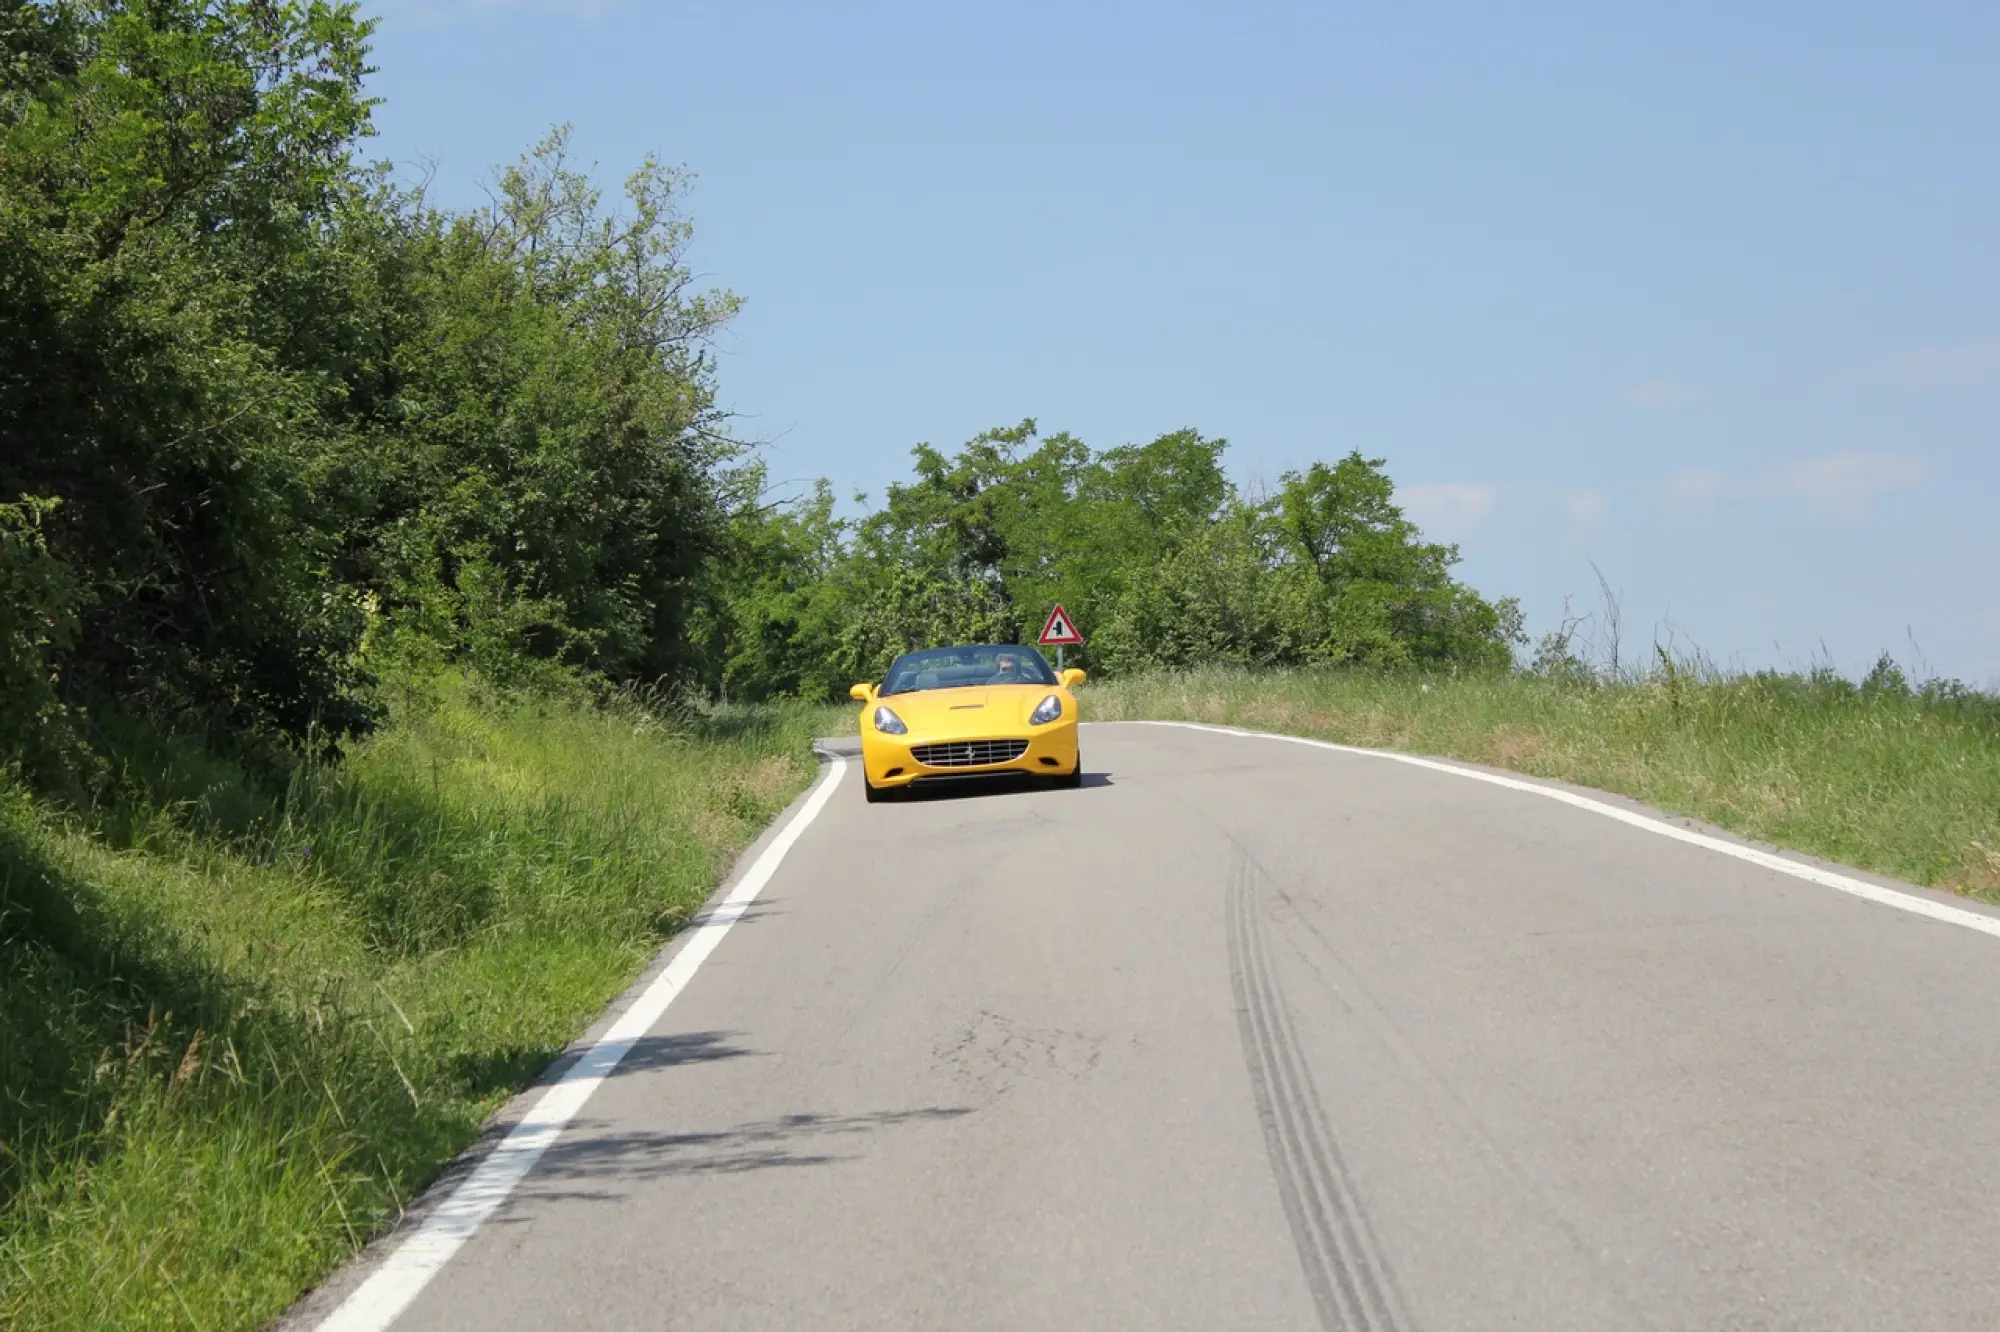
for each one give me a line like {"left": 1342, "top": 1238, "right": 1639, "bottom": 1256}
{"left": 1037, "top": 603, "right": 1084, "bottom": 646}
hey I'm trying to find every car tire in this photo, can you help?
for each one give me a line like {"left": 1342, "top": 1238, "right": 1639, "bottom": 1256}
{"left": 1054, "top": 756, "right": 1083, "bottom": 790}
{"left": 863, "top": 776, "right": 887, "bottom": 803}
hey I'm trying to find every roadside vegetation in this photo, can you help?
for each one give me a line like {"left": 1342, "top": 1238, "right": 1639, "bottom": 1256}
{"left": 1088, "top": 659, "right": 2000, "bottom": 905}
{"left": 0, "top": 674, "right": 829, "bottom": 1330}
{"left": 3, "top": 9, "right": 839, "bottom": 1317}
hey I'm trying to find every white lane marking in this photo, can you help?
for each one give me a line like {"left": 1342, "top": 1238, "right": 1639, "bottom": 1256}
{"left": 318, "top": 754, "right": 849, "bottom": 1332}
{"left": 1126, "top": 720, "right": 2000, "bottom": 942}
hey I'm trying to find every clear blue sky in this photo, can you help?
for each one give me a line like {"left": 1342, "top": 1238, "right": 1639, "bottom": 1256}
{"left": 362, "top": 0, "right": 1999, "bottom": 683}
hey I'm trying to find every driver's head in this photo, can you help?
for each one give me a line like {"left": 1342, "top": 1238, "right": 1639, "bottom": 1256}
{"left": 996, "top": 653, "right": 1017, "bottom": 675}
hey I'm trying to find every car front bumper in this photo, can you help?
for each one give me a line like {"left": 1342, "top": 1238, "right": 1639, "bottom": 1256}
{"left": 860, "top": 720, "right": 1078, "bottom": 789}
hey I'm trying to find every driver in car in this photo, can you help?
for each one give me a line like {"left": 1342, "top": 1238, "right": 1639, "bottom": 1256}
{"left": 992, "top": 652, "right": 1026, "bottom": 683}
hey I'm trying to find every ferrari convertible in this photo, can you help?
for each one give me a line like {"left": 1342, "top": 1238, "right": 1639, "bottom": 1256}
{"left": 850, "top": 644, "right": 1086, "bottom": 802}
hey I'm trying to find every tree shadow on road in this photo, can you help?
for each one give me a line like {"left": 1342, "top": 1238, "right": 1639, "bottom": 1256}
{"left": 609, "top": 1029, "right": 764, "bottom": 1076}
{"left": 506, "top": 1106, "right": 975, "bottom": 1206}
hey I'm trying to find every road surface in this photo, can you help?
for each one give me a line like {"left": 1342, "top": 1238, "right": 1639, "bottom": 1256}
{"left": 298, "top": 721, "right": 2000, "bottom": 1331}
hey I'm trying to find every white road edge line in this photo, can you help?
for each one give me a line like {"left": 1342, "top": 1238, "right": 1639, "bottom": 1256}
{"left": 317, "top": 752, "right": 849, "bottom": 1332}
{"left": 1125, "top": 720, "right": 2000, "bottom": 942}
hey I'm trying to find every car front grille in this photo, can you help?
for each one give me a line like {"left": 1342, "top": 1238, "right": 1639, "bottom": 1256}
{"left": 911, "top": 738, "right": 1029, "bottom": 768}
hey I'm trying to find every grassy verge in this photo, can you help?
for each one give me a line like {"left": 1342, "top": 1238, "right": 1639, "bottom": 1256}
{"left": 1086, "top": 665, "right": 2000, "bottom": 903}
{"left": 0, "top": 676, "right": 838, "bottom": 1330}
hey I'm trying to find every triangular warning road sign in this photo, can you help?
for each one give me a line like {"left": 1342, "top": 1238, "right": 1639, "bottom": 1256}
{"left": 1037, "top": 604, "right": 1084, "bottom": 646}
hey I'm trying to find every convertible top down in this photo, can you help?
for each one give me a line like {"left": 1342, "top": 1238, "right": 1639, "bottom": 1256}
{"left": 850, "top": 644, "right": 1086, "bottom": 802}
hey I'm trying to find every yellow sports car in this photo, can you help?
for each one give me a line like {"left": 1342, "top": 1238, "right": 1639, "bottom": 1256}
{"left": 849, "top": 644, "right": 1086, "bottom": 802}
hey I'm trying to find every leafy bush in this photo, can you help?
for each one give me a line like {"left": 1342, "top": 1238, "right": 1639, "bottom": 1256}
{"left": 0, "top": 498, "right": 84, "bottom": 779}
{"left": 701, "top": 422, "right": 1525, "bottom": 698}
{"left": 2, "top": 5, "right": 749, "bottom": 784}
{"left": 1, "top": 0, "right": 379, "bottom": 761}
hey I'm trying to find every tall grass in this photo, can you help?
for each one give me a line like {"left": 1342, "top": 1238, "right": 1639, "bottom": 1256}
{"left": 0, "top": 675, "right": 835, "bottom": 1330}
{"left": 1088, "top": 664, "right": 2000, "bottom": 902}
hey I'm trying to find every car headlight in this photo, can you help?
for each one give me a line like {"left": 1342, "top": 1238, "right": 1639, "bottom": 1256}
{"left": 873, "top": 705, "right": 908, "bottom": 735}
{"left": 1030, "top": 694, "right": 1063, "bottom": 725}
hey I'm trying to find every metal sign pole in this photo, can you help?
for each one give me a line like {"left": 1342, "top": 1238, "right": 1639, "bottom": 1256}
{"left": 1057, "top": 644, "right": 1064, "bottom": 673}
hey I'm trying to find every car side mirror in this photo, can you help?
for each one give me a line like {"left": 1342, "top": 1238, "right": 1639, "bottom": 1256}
{"left": 849, "top": 682, "right": 874, "bottom": 702}
{"left": 1061, "top": 668, "right": 1086, "bottom": 688}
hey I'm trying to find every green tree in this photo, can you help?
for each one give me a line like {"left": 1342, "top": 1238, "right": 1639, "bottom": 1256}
{"left": 1092, "top": 505, "right": 1318, "bottom": 673}
{"left": 799, "top": 425, "right": 1518, "bottom": 689}
{"left": 0, "top": 0, "right": 380, "bottom": 758}
{"left": 0, "top": 497, "right": 84, "bottom": 777}
{"left": 330, "top": 127, "right": 742, "bottom": 686}
{"left": 1268, "top": 453, "right": 1522, "bottom": 668}
{"left": 689, "top": 464, "right": 852, "bottom": 702}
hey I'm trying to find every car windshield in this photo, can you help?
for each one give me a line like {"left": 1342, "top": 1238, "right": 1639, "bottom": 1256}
{"left": 880, "top": 645, "right": 1059, "bottom": 695}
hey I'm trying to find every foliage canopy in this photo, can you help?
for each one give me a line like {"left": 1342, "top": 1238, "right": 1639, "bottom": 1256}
{"left": 0, "top": 0, "right": 1519, "bottom": 785}
{"left": 696, "top": 422, "right": 1523, "bottom": 701}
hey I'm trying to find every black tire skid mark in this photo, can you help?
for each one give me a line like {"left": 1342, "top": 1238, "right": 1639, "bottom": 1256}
{"left": 1229, "top": 852, "right": 1417, "bottom": 1332}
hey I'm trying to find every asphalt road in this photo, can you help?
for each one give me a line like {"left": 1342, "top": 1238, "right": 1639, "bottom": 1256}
{"left": 309, "top": 721, "right": 2000, "bottom": 1331}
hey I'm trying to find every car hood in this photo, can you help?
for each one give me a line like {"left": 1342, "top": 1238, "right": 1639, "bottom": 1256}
{"left": 876, "top": 685, "right": 1061, "bottom": 738}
